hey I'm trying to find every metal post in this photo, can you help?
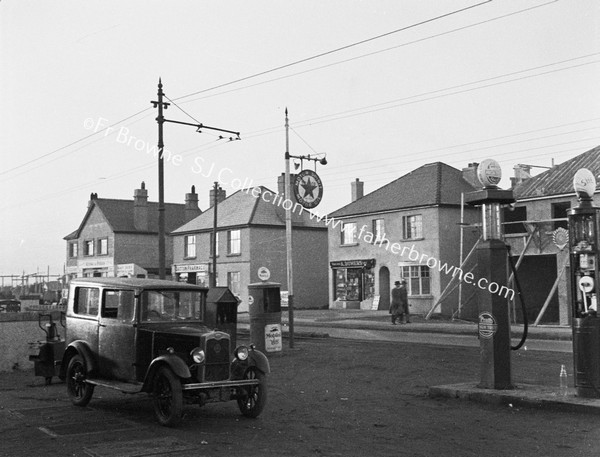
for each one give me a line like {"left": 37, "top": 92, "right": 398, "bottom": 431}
{"left": 284, "top": 109, "right": 294, "bottom": 348}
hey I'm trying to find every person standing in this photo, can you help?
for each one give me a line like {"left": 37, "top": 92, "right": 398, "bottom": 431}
{"left": 390, "top": 281, "right": 403, "bottom": 324}
{"left": 399, "top": 279, "right": 410, "bottom": 323}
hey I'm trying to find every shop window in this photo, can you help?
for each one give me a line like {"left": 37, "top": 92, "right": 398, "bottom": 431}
{"left": 503, "top": 206, "right": 527, "bottom": 234}
{"left": 74, "top": 287, "right": 99, "bottom": 316}
{"left": 84, "top": 240, "right": 94, "bottom": 256}
{"left": 372, "top": 219, "right": 386, "bottom": 244}
{"left": 97, "top": 238, "right": 108, "bottom": 256}
{"left": 341, "top": 222, "right": 357, "bottom": 245}
{"left": 228, "top": 230, "right": 241, "bottom": 255}
{"left": 69, "top": 242, "right": 78, "bottom": 258}
{"left": 551, "top": 201, "right": 570, "bottom": 230}
{"left": 401, "top": 265, "right": 431, "bottom": 296}
{"left": 402, "top": 215, "right": 423, "bottom": 240}
{"left": 227, "top": 271, "right": 241, "bottom": 296}
{"left": 184, "top": 235, "right": 196, "bottom": 258}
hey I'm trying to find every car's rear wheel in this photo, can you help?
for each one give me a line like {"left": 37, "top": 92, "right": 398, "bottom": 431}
{"left": 66, "top": 354, "right": 94, "bottom": 407}
{"left": 237, "top": 367, "right": 267, "bottom": 418}
{"left": 152, "top": 366, "right": 183, "bottom": 427}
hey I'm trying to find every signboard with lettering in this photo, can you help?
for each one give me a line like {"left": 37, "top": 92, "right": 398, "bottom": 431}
{"left": 264, "top": 323, "right": 282, "bottom": 352}
{"left": 330, "top": 259, "right": 375, "bottom": 269}
{"left": 371, "top": 295, "right": 380, "bottom": 310}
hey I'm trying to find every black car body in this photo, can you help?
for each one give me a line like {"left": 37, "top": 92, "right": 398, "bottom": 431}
{"left": 60, "top": 278, "right": 269, "bottom": 426}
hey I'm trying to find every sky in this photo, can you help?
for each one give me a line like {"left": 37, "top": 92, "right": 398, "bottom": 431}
{"left": 1, "top": 0, "right": 599, "bottom": 277}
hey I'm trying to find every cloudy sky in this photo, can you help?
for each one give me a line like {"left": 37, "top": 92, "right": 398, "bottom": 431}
{"left": 1, "top": 0, "right": 599, "bottom": 276}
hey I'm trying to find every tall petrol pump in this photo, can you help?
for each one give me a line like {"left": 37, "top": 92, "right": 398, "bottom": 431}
{"left": 466, "top": 159, "right": 515, "bottom": 389}
{"left": 568, "top": 168, "right": 600, "bottom": 398}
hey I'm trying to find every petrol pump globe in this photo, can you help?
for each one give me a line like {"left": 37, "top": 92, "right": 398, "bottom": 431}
{"left": 573, "top": 168, "right": 597, "bottom": 201}
{"left": 477, "top": 159, "right": 503, "bottom": 240}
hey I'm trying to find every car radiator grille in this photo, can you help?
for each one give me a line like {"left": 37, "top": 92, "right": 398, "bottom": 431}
{"left": 204, "top": 335, "right": 230, "bottom": 382}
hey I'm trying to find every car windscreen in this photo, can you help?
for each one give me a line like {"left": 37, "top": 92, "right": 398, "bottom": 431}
{"left": 141, "top": 290, "right": 204, "bottom": 322}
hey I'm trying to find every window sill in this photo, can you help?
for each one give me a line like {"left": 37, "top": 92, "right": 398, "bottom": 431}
{"left": 340, "top": 243, "right": 359, "bottom": 247}
{"left": 227, "top": 253, "right": 242, "bottom": 257}
{"left": 184, "top": 256, "right": 197, "bottom": 260}
{"left": 402, "top": 237, "right": 424, "bottom": 242}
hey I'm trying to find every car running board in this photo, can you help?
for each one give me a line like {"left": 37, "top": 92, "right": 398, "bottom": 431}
{"left": 86, "top": 378, "right": 143, "bottom": 394}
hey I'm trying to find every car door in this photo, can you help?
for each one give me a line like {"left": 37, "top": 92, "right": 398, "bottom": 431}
{"left": 98, "top": 289, "right": 136, "bottom": 381}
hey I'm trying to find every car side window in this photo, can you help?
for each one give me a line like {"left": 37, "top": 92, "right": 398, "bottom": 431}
{"left": 102, "top": 289, "right": 134, "bottom": 321}
{"left": 74, "top": 287, "right": 100, "bottom": 316}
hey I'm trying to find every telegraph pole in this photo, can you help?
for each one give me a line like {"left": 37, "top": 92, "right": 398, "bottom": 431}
{"left": 151, "top": 79, "right": 239, "bottom": 280}
{"left": 151, "top": 79, "right": 170, "bottom": 279}
{"left": 211, "top": 181, "right": 219, "bottom": 288}
{"left": 284, "top": 109, "right": 295, "bottom": 348}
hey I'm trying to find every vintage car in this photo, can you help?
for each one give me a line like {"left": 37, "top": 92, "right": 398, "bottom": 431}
{"left": 59, "top": 278, "right": 269, "bottom": 427}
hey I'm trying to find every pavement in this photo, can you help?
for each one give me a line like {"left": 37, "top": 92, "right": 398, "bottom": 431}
{"left": 239, "top": 308, "right": 600, "bottom": 416}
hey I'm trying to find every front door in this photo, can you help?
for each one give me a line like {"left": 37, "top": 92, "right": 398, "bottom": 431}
{"left": 98, "top": 289, "right": 136, "bottom": 381}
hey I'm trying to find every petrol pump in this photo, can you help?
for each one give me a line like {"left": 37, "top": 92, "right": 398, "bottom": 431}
{"left": 466, "top": 159, "right": 515, "bottom": 389}
{"left": 568, "top": 168, "right": 600, "bottom": 398}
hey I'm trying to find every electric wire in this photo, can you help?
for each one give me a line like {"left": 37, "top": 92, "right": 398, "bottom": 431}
{"left": 171, "top": 0, "right": 493, "bottom": 103}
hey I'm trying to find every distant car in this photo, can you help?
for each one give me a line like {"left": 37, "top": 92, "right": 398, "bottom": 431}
{"left": 0, "top": 299, "right": 21, "bottom": 313}
{"left": 60, "top": 277, "right": 269, "bottom": 427}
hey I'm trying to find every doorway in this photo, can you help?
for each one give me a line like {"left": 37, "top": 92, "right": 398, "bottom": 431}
{"left": 378, "top": 266, "right": 390, "bottom": 310}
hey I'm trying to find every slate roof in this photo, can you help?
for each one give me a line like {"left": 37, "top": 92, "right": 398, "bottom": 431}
{"left": 514, "top": 146, "right": 600, "bottom": 199}
{"left": 64, "top": 198, "right": 187, "bottom": 240}
{"left": 172, "top": 186, "right": 326, "bottom": 234}
{"left": 330, "top": 162, "right": 477, "bottom": 218}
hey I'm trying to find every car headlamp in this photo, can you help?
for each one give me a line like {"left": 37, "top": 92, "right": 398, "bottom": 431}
{"left": 235, "top": 345, "right": 249, "bottom": 361}
{"left": 191, "top": 347, "right": 205, "bottom": 364}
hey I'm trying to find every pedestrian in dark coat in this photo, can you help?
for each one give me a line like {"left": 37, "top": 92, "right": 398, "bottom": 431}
{"left": 398, "top": 279, "right": 410, "bottom": 323}
{"left": 390, "top": 281, "right": 403, "bottom": 324}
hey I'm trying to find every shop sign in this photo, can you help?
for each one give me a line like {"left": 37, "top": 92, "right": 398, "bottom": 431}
{"left": 79, "top": 258, "right": 114, "bottom": 268}
{"left": 116, "top": 263, "right": 147, "bottom": 277}
{"left": 174, "top": 263, "right": 208, "bottom": 273}
{"left": 280, "top": 290, "right": 289, "bottom": 307}
{"left": 330, "top": 259, "right": 375, "bottom": 269}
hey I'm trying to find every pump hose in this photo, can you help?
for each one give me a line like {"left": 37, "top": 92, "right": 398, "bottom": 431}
{"left": 505, "top": 245, "right": 528, "bottom": 350}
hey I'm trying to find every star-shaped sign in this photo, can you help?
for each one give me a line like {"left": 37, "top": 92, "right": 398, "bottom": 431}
{"left": 301, "top": 177, "right": 318, "bottom": 200}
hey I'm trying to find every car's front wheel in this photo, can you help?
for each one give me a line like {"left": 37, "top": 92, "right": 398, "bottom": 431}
{"left": 152, "top": 366, "right": 183, "bottom": 427}
{"left": 237, "top": 367, "right": 267, "bottom": 418}
{"left": 66, "top": 354, "right": 94, "bottom": 407}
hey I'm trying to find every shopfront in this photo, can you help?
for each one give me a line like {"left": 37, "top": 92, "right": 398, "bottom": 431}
{"left": 330, "top": 259, "right": 375, "bottom": 308}
{"left": 172, "top": 263, "right": 209, "bottom": 286}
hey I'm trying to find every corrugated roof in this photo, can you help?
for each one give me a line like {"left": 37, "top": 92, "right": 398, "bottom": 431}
{"left": 172, "top": 186, "right": 326, "bottom": 234}
{"left": 330, "top": 162, "right": 477, "bottom": 218}
{"left": 514, "top": 146, "right": 600, "bottom": 199}
{"left": 64, "top": 198, "right": 187, "bottom": 239}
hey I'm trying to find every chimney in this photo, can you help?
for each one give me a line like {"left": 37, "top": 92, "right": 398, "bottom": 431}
{"left": 462, "top": 162, "right": 480, "bottom": 188}
{"left": 278, "top": 172, "right": 298, "bottom": 203}
{"left": 88, "top": 192, "right": 98, "bottom": 209}
{"left": 351, "top": 178, "right": 364, "bottom": 202}
{"left": 133, "top": 182, "right": 149, "bottom": 231}
{"left": 209, "top": 185, "right": 227, "bottom": 207}
{"left": 185, "top": 185, "right": 201, "bottom": 222}
{"left": 510, "top": 164, "right": 532, "bottom": 188}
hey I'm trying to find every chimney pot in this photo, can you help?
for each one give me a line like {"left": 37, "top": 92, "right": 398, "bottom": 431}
{"left": 133, "top": 183, "right": 149, "bottom": 231}
{"left": 185, "top": 186, "right": 201, "bottom": 222}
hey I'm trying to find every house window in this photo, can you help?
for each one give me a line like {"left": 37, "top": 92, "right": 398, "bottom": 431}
{"left": 401, "top": 265, "right": 431, "bottom": 296}
{"left": 74, "top": 287, "right": 99, "bottom": 316}
{"left": 551, "top": 201, "right": 570, "bottom": 230}
{"left": 97, "top": 238, "right": 108, "bottom": 256}
{"left": 373, "top": 219, "right": 385, "bottom": 244}
{"left": 227, "top": 271, "right": 241, "bottom": 296}
{"left": 69, "top": 242, "right": 78, "bottom": 258}
{"left": 84, "top": 240, "right": 94, "bottom": 256}
{"left": 184, "top": 235, "right": 196, "bottom": 258}
{"left": 228, "top": 230, "right": 241, "bottom": 255}
{"left": 403, "top": 215, "right": 423, "bottom": 240}
{"left": 503, "top": 206, "right": 527, "bottom": 234}
{"left": 341, "top": 222, "right": 357, "bottom": 245}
